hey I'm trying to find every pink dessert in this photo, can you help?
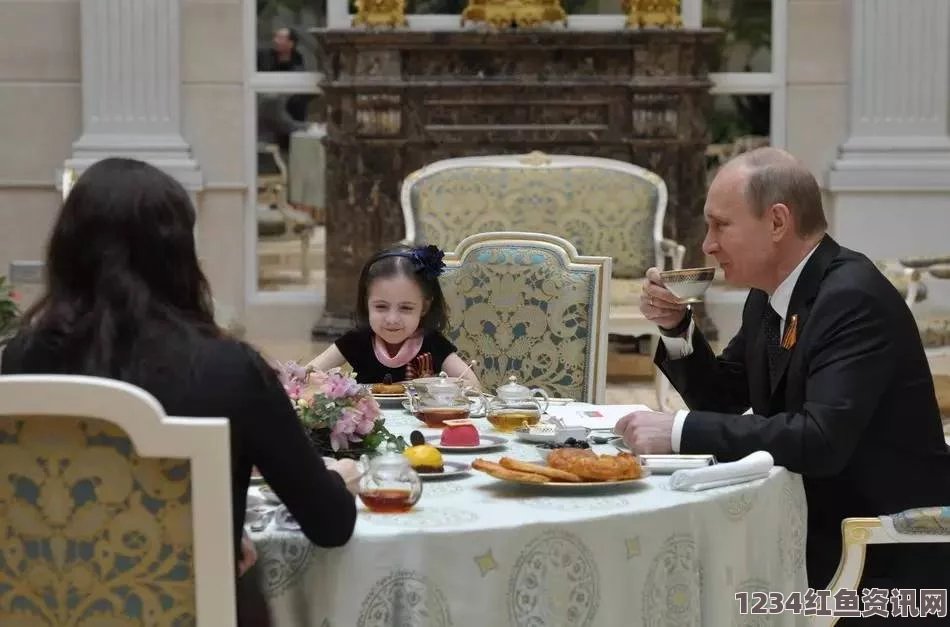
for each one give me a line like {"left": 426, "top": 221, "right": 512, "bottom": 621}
{"left": 440, "top": 419, "right": 480, "bottom": 447}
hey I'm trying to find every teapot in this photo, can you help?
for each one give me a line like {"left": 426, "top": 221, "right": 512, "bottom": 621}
{"left": 486, "top": 375, "right": 550, "bottom": 432}
{"left": 407, "top": 372, "right": 485, "bottom": 427}
{"left": 357, "top": 444, "right": 422, "bottom": 513}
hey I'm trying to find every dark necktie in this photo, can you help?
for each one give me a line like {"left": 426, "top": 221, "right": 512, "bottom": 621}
{"left": 763, "top": 306, "right": 784, "bottom": 385}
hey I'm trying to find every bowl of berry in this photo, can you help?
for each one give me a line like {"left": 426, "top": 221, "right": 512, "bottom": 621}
{"left": 535, "top": 437, "right": 591, "bottom": 461}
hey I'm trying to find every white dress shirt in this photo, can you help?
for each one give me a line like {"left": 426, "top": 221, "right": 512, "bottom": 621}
{"left": 660, "top": 245, "right": 819, "bottom": 452}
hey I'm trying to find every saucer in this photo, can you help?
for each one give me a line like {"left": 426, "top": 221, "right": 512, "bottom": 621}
{"left": 425, "top": 434, "right": 507, "bottom": 452}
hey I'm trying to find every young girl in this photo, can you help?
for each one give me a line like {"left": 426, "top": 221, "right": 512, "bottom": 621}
{"left": 308, "top": 244, "right": 479, "bottom": 387}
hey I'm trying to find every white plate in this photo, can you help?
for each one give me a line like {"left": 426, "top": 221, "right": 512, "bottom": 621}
{"left": 417, "top": 460, "right": 470, "bottom": 479}
{"left": 545, "top": 397, "right": 575, "bottom": 406}
{"left": 374, "top": 393, "right": 408, "bottom": 401}
{"left": 480, "top": 467, "right": 652, "bottom": 488}
{"left": 425, "top": 434, "right": 507, "bottom": 452}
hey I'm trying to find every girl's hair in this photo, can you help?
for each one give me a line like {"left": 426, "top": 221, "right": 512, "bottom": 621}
{"left": 10, "top": 157, "right": 220, "bottom": 380}
{"left": 354, "top": 244, "right": 448, "bottom": 333}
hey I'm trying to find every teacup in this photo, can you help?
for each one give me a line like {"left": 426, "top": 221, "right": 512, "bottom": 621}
{"left": 659, "top": 266, "right": 715, "bottom": 303}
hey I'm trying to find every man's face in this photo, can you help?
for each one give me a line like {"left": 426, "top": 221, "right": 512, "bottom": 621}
{"left": 273, "top": 29, "right": 293, "bottom": 54}
{"left": 701, "top": 167, "right": 776, "bottom": 290}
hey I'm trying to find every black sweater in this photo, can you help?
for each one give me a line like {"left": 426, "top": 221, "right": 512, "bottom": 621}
{"left": 0, "top": 331, "right": 358, "bottom": 559}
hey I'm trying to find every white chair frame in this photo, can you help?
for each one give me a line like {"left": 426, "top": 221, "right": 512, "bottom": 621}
{"left": 0, "top": 375, "right": 236, "bottom": 627}
{"left": 813, "top": 515, "right": 950, "bottom": 627}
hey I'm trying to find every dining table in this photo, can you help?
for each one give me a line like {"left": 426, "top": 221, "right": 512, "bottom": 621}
{"left": 247, "top": 402, "right": 809, "bottom": 627}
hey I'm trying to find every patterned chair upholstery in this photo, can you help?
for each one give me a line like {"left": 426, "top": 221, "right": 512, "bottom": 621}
{"left": 814, "top": 507, "right": 950, "bottom": 627}
{"left": 402, "top": 151, "right": 682, "bottom": 408}
{"left": 0, "top": 375, "right": 234, "bottom": 627}
{"left": 440, "top": 231, "right": 611, "bottom": 403}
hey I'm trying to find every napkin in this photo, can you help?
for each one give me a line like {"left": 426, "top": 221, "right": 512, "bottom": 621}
{"left": 669, "top": 451, "right": 774, "bottom": 491}
{"left": 544, "top": 404, "right": 651, "bottom": 429}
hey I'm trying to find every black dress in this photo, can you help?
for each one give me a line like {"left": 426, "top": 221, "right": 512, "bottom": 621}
{"left": 1, "top": 330, "right": 358, "bottom": 627}
{"left": 335, "top": 328, "right": 457, "bottom": 383}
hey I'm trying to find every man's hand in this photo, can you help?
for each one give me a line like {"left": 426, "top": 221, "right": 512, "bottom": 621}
{"left": 238, "top": 532, "right": 258, "bottom": 577}
{"left": 613, "top": 410, "right": 675, "bottom": 455}
{"left": 640, "top": 267, "right": 689, "bottom": 332}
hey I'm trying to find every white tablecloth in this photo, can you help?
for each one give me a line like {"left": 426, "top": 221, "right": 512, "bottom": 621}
{"left": 249, "top": 407, "right": 809, "bottom": 627}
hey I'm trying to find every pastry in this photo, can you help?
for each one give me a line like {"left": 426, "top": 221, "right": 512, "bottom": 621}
{"left": 440, "top": 419, "right": 480, "bottom": 447}
{"left": 371, "top": 382, "right": 406, "bottom": 395}
{"left": 371, "top": 374, "right": 406, "bottom": 395}
{"left": 498, "top": 457, "right": 582, "bottom": 482}
{"left": 403, "top": 430, "right": 444, "bottom": 473}
{"left": 547, "top": 448, "right": 643, "bottom": 481}
{"left": 472, "top": 458, "right": 550, "bottom": 483}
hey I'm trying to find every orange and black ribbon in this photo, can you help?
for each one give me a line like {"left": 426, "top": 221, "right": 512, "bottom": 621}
{"left": 781, "top": 314, "right": 798, "bottom": 350}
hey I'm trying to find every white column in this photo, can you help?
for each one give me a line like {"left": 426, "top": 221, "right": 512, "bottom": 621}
{"left": 827, "top": 0, "right": 950, "bottom": 190}
{"left": 65, "top": 0, "right": 202, "bottom": 192}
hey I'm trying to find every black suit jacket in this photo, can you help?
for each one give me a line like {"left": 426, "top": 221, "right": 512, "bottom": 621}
{"left": 657, "top": 236, "right": 950, "bottom": 592}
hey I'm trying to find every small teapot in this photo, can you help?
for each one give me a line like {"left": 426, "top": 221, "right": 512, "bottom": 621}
{"left": 495, "top": 375, "right": 550, "bottom": 411}
{"left": 357, "top": 444, "right": 422, "bottom": 513}
{"left": 407, "top": 372, "right": 485, "bottom": 427}
{"left": 486, "top": 375, "right": 550, "bottom": 432}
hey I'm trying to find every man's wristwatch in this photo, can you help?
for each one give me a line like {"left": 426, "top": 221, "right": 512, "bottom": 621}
{"left": 658, "top": 306, "right": 692, "bottom": 338}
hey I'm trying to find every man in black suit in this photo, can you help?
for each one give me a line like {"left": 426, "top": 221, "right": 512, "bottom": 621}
{"left": 616, "top": 147, "right": 950, "bottom": 621}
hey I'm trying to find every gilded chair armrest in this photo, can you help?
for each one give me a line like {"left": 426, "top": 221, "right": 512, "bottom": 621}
{"left": 899, "top": 255, "right": 950, "bottom": 269}
{"left": 928, "top": 264, "right": 950, "bottom": 280}
{"left": 659, "top": 238, "right": 686, "bottom": 271}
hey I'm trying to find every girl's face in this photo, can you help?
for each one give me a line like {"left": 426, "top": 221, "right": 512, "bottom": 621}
{"left": 367, "top": 275, "right": 429, "bottom": 346}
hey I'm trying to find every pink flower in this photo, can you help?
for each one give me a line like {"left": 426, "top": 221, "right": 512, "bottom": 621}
{"left": 324, "top": 373, "right": 360, "bottom": 400}
{"left": 356, "top": 395, "right": 381, "bottom": 421}
{"left": 330, "top": 414, "right": 358, "bottom": 451}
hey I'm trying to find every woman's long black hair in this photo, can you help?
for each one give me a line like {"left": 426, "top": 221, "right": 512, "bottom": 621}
{"left": 10, "top": 157, "right": 220, "bottom": 380}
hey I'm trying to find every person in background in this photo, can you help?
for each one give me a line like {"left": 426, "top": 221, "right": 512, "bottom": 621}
{"left": 0, "top": 158, "right": 360, "bottom": 627}
{"left": 308, "top": 244, "right": 479, "bottom": 388}
{"left": 615, "top": 147, "right": 950, "bottom": 624}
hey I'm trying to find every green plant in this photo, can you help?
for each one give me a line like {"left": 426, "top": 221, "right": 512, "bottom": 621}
{"left": 0, "top": 276, "right": 20, "bottom": 337}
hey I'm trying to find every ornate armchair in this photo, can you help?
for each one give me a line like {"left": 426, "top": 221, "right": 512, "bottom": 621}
{"left": 257, "top": 143, "right": 318, "bottom": 283}
{"left": 0, "top": 375, "right": 235, "bottom": 626}
{"left": 439, "top": 231, "right": 611, "bottom": 403}
{"left": 402, "top": 151, "right": 682, "bottom": 409}
{"left": 814, "top": 507, "right": 950, "bottom": 627}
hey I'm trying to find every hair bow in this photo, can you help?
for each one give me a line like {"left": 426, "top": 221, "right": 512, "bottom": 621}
{"left": 410, "top": 245, "right": 445, "bottom": 280}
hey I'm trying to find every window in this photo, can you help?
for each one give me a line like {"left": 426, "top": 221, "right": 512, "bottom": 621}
{"left": 247, "top": 0, "right": 786, "bottom": 297}
{"left": 248, "top": 1, "right": 327, "bottom": 299}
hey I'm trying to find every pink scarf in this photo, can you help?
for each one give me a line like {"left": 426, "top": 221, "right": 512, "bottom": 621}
{"left": 373, "top": 332, "right": 425, "bottom": 369}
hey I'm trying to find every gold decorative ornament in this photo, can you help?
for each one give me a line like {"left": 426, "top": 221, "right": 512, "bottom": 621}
{"left": 622, "top": 0, "right": 683, "bottom": 29}
{"left": 352, "top": 0, "right": 407, "bottom": 28}
{"left": 518, "top": 150, "right": 553, "bottom": 166}
{"left": 461, "top": 0, "right": 567, "bottom": 29}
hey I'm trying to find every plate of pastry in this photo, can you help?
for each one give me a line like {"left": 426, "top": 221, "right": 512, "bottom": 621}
{"left": 472, "top": 450, "right": 650, "bottom": 488}
{"left": 423, "top": 420, "right": 507, "bottom": 452}
{"left": 403, "top": 431, "right": 471, "bottom": 478}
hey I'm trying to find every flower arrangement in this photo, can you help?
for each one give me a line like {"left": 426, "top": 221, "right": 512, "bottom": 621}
{"left": 277, "top": 362, "right": 405, "bottom": 457}
{"left": 0, "top": 276, "right": 19, "bottom": 338}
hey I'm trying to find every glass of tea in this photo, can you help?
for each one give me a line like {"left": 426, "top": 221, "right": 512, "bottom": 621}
{"left": 486, "top": 407, "right": 542, "bottom": 432}
{"left": 357, "top": 446, "right": 422, "bottom": 513}
{"left": 407, "top": 372, "right": 483, "bottom": 427}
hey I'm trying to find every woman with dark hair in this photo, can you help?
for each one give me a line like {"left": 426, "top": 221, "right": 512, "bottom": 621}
{"left": 0, "top": 157, "right": 359, "bottom": 625}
